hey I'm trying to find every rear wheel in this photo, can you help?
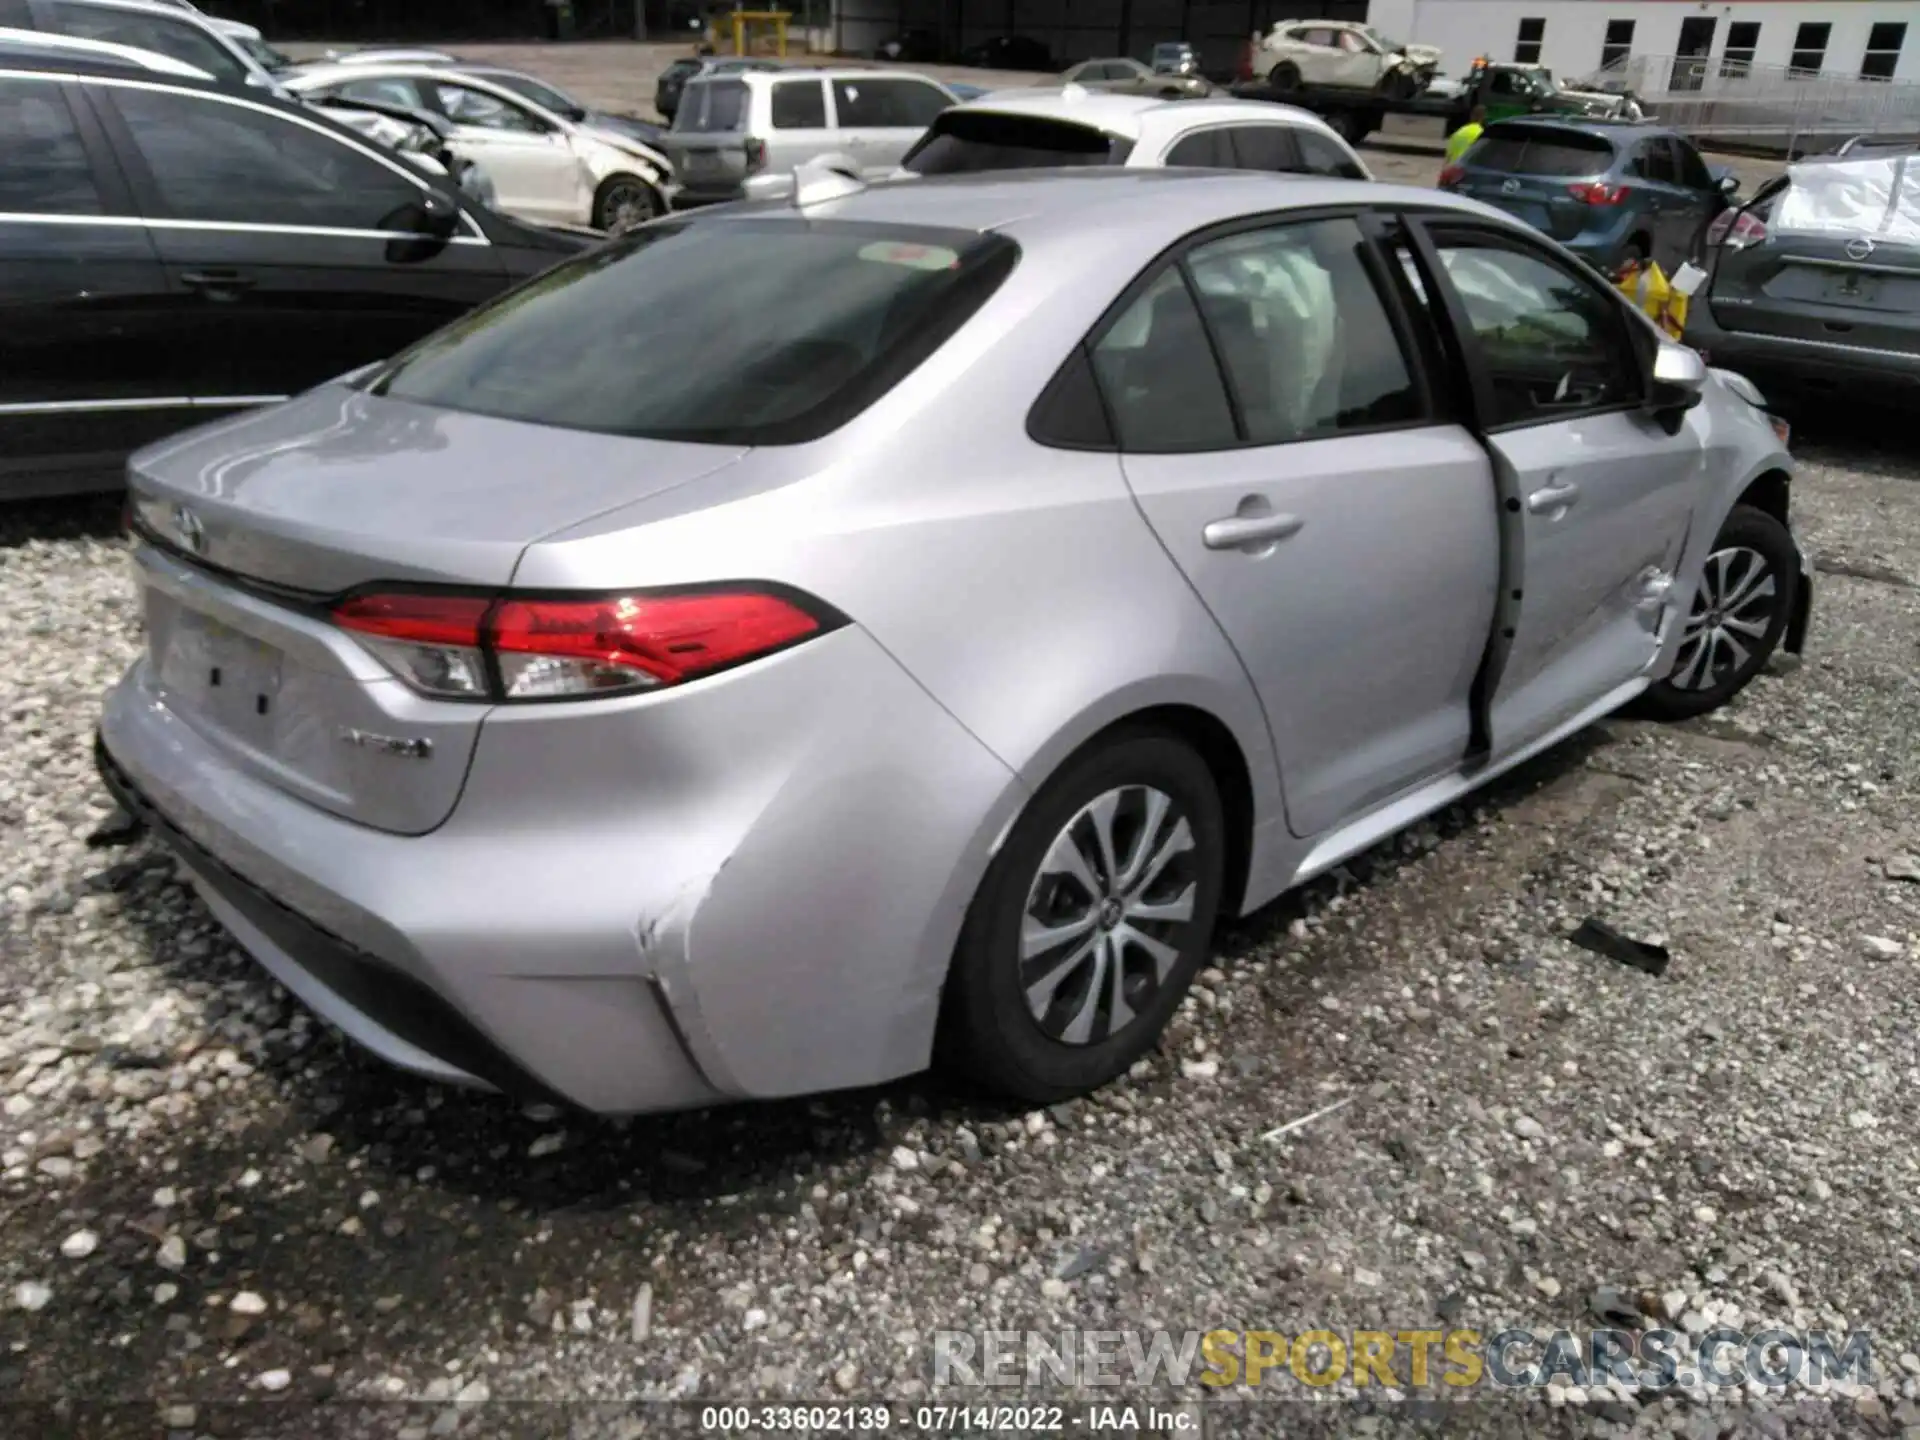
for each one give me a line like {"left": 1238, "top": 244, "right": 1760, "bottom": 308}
{"left": 1269, "top": 61, "right": 1302, "bottom": 92}
{"left": 939, "top": 730, "right": 1226, "bottom": 1103}
{"left": 1635, "top": 505, "right": 1799, "bottom": 721}
{"left": 593, "top": 174, "right": 661, "bottom": 233}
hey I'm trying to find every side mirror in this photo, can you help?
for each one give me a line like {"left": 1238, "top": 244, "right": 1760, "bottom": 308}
{"left": 1717, "top": 172, "right": 1740, "bottom": 197}
{"left": 411, "top": 189, "right": 461, "bottom": 237}
{"left": 381, "top": 189, "right": 461, "bottom": 262}
{"left": 1647, "top": 341, "right": 1706, "bottom": 431}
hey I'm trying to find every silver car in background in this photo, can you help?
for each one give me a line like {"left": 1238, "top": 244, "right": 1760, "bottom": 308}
{"left": 100, "top": 170, "right": 1810, "bottom": 1114}
{"left": 665, "top": 66, "right": 957, "bottom": 205}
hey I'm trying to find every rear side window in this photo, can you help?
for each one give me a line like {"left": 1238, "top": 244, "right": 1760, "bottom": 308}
{"left": 1224, "top": 125, "right": 1300, "bottom": 173}
{"left": 831, "top": 77, "right": 951, "bottom": 129}
{"left": 369, "top": 220, "right": 1020, "bottom": 446}
{"left": 770, "top": 78, "right": 826, "bottom": 129}
{"left": 902, "top": 111, "right": 1128, "bottom": 174}
{"left": 1298, "top": 130, "right": 1367, "bottom": 179}
{"left": 107, "top": 88, "right": 423, "bottom": 229}
{"left": 1466, "top": 128, "right": 1614, "bottom": 177}
{"left": 0, "top": 77, "right": 102, "bottom": 214}
{"left": 673, "top": 78, "right": 747, "bottom": 132}
{"left": 1165, "top": 129, "right": 1234, "bottom": 168}
{"left": 42, "top": 1, "right": 248, "bottom": 83}
{"left": 1090, "top": 270, "right": 1238, "bottom": 451}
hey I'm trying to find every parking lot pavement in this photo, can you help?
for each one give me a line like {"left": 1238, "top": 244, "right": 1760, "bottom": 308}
{"left": 4, "top": 404, "right": 1919, "bottom": 1427}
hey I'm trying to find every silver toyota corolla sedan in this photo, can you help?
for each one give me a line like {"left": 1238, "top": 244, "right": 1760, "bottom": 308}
{"left": 99, "top": 168, "right": 1811, "bottom": 1114}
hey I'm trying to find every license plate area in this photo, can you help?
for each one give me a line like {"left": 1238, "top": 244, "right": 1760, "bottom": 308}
{"left": 1822, "top": 271, "right": 1880, "bottom": 307}
{"left": 155, "top": 607, "right": 285, "bottom": 743}
{"left": 685, "top": 150, "right": 723, "bottom": 174}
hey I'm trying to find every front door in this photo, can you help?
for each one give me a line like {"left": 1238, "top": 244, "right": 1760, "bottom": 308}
{"left": 428, "top": 79, "right": 583, "bottom": 225}
{"left": 0, "top": 75, "right": 181, "bottom": 496}
{"left": 1095, "top": 214, "right": 1501, "bottom": 839}
{"left": 91, "top": 82, "right": 507, "bottom": 405}
{"left": 1411, "top": 221, "right": 1704, "bottom": 752}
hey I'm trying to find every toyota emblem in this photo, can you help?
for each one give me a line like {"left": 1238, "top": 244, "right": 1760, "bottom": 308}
{"left": 1501, "top": 178, "right": 1521, "bottom": 195}
{"left": 1845, "top": 237, "right": 1875, "bottom": 261}
{"left": 170, "top": 503, "right": 205, "bottom": 555}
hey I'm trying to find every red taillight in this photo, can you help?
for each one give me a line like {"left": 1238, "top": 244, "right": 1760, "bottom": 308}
{"left": 1437, "top": 163, "right": 1464, "bottom": 188}
{"left": 1567, "top": 181, "right": 1629, "bottom": 206}
{"left": 1705, "top": 209, "right": 1768, "bottom": 250}
{"left": 743, "top": 137, "right": 766, "bottom": 173}
{"left": 330, "top": 588, "right": 829, "bottom": 703}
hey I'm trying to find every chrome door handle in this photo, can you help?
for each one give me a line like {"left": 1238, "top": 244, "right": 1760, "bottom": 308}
{"left": 1202, "top": 512, "right": 1305, "bottom": 550}
{"left": 1525, "top": 481, "right": 1581, "bottom": 515}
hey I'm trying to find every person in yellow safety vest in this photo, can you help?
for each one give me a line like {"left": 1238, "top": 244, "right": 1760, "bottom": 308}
{"left": 1445, "top": 105, "right": 1486, "bottom": 167}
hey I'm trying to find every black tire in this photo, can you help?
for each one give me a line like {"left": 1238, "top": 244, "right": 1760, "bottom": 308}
{"left": 592, "top": 174, "right": 661, "bottom": 233}
{"left": 1633, "top": 504, "right": 1800, "bottom": 721}
{"left": 1378, "top": 68, "right": 1416, "bottom": 101}
{"left": 1269, "top": 61, "right": 1302, "bottom": 92}
{"left": 1336, "top": 110, "right": 1373, "bottom": 146}
{"left": 938, "top": 729, "right": 1227, "bottom": 1103}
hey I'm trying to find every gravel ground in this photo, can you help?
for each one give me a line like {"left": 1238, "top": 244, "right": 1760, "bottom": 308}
{"left": 0, "top": 44, "right": 1904, "bottom": 1436}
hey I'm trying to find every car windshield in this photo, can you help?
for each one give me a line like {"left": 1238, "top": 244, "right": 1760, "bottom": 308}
{"left": 367, "top": 219, "right": 1020, "bottom": 445}
{"left": 479, "top": 71, "right": 580, "bottom": 115}
{"left": 1359, "top": 28, "right": 1401, "bottom": 51}
{"left": 1466, "top": 127, "right": 1614, "bottom": 176}
{"left": 233, "top": 34, "right": 294, "bottom": 71}
{"left": 673, "top": 77, "right": 747, "bottom": 131}
{"left": 902, "top": 111, "right": 1129, "bottom": 174}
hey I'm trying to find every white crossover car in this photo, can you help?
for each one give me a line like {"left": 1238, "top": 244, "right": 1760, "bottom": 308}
{"left": 1253, "top": 20, "right": 1442, "bottom": 100}
{"left": 285, "top": 61, "right": 674, "bottom": 230}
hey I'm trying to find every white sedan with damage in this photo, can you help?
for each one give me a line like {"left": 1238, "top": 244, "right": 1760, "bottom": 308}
{"left": 284, "top": 61, "right": 674, "bottom": 231}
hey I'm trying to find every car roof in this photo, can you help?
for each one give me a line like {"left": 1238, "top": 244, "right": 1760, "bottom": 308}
{"left": 0, "top": 24, "right": 209, "bottom": 75}
{"left": 696, "top": 167, "right": 1507, "bottom": 248}
{"left": 951, "top": 89, "right": 1335, "bottom": 141}
{"left": 1487, "top": 114, "right": 1664, "bottom": 138}
{"left": 283, "top": 60, "right": 532, "bottom": 96}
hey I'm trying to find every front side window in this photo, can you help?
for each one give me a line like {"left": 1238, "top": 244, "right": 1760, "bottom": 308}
{"left": 108, "top": 88, "right": 422, "bottom": 229}
{"left": 1429, "top": 231, "right": 1643, "bottom": 427}
{"left": 1631, "top": 138, "right": 1676, "bottom": 183}
{"left": 770, "top": 78, "right": 826, "bottom": 129}
{"left": 369, "top": 220, "right": 1019, "bottom": 446}
{"left": 1183, "top": 218, "right": 1421, "bottom": 444}
{"left": 902, "top": 112, "right": 1127, "bottom": 174}
{"left": 1673, "top": 138, "right": 1714, "bottom": 190}
{"left": 42, "top": 2, "right": 247, "bottom": 83}
{"left": 435, "top": 82, "right": 548, "bottom": 134}
{"left": 831, "top": 78, "right": 951, "bottom": 129}
{"left": 0, "top": 77, "right": 102, "bottom": 214}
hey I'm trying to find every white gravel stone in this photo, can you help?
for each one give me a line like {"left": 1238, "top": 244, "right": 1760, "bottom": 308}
{"left": 13, "top": 1281, "right": 51, "bottom": 1312}
{"left": 59, "top": 1229, "right": 97, "bottom": 1259}
{"left": 255, "top": 1369, "right": 291, "bottom": 1392}
{"left": 229, "top": 1291, "right": 267, "bottom": 1315}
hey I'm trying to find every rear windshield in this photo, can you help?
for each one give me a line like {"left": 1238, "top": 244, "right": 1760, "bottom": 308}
{"left": 1465, "top": 128, "right": 1614, "bottom": 177}
{"left": 367, "top": 220, "right": 1020, "bottom": 445}
{"left": 903, "top": 111, "right": 1131, "bottom": 175}
{"left": 672, "top": 78, "right": 747, "bottom": 132}
{"left": 1776, "top": 154, "right": 1920, "bottom": 241}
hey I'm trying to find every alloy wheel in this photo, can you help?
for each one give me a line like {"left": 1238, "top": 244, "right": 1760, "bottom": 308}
{"left": 601, "top": 182, "right": 657, "bottom": 233}
{"left": 1019, "top": 785, "right": 1198, "bottom": 1046}
{"left": 1671, "top": 544, "right": 1778, "bottom": 690}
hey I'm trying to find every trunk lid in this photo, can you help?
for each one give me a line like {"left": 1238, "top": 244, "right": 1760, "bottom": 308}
{"left": 1454, "top": 126, "right": 1617, "bottom": 242}
{"left": 125, "top": 385, "right": 747, "bottom": 835}
{"left": 660, "top": 78, "right": 755, "bottom": 192}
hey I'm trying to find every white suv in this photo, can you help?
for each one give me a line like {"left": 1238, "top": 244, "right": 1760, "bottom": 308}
{"left": 900, "top": 90, "right": 1373, "bottom": 180}
{"left": 665, "top": 66, "right": 959, "bottom": 206}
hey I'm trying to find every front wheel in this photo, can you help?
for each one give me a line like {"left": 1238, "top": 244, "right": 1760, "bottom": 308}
{"left": 1269, "top": 61, "right": 1302, "bottom": 92}
{"left": 592, "top": 174, "right": 662, "bottom": 233}
{"left": 1635, "top": 504, "right": 1800, "bottom": 720}
{"left": 938, "top": 730, "right": 1226, "bottom": 1103}
{"left": 1378, "top": 67, "right": 1417, "bottom": 101}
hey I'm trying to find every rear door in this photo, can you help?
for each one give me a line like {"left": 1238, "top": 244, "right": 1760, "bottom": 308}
{"left": 1406, "top": 218, "right": 1702, "bottom": 750}
{"left": 830, "top": 76, "right": 952, "bottom": 176}
{"left": 1624, "top": 135, "right": 1694, "bottom": 269}
{"left": 1093, "top": 211, "right": 1500, "bottom": 838}
{"left": 0, "top": 71, "right": 178, "bottom": 496}
{"left": 89, "top": 80, "right": 506, "bottom": 406}
{"left": 763, "top": 76, "right": 834, "bottom": 172}
{"left": 663, "top": 77, "right": 752, "bottom": 194}
{"left": 1453, "top": 124, "right": 1617, "bottom": 244}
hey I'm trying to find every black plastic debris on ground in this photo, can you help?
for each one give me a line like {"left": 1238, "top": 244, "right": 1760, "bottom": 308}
{"left": 1568, "top": 917, "right": 1670, "bottom": 976}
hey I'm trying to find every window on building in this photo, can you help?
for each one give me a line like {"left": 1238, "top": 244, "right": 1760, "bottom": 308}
{"left": 1790, "top": 22, "right": 1830, "bottom": 76}
{"left": 1720, "top": 21, "right": 1760, "bottom": 79}
{"left": 1600, "top": 20, "right": 1634, "bottom": 72}
{"left": 1862, "top": 22, "right": 1906, "bottom": 81}
{"left": 1514, "top": 17, "right": 1545, "bottom": 65}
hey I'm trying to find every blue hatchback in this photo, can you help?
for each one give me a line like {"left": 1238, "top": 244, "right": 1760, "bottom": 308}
{"left": 1439, "top": 117, "right": 1737, "bottom": 275}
